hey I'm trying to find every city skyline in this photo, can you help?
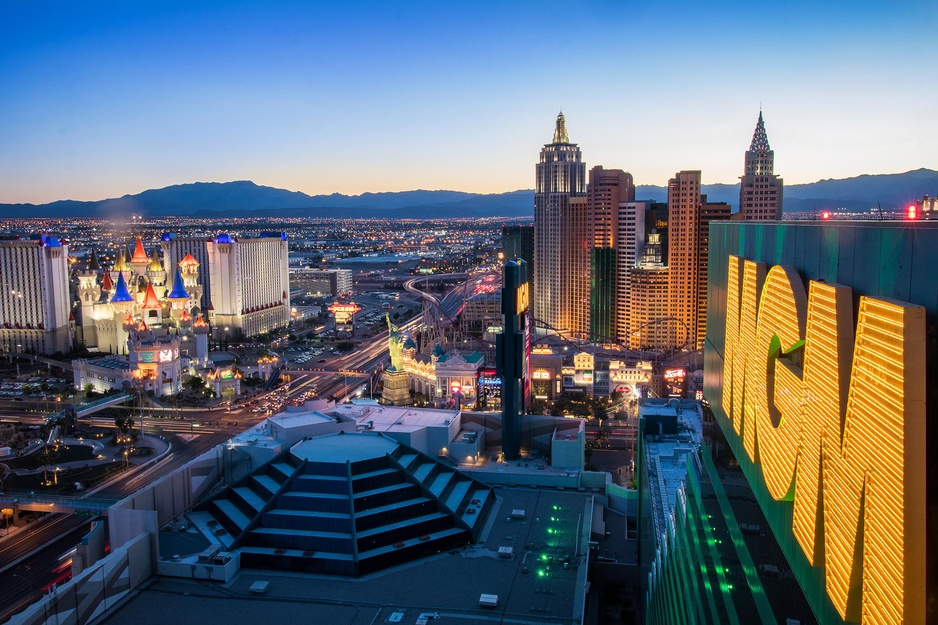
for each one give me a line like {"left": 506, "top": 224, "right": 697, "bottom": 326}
{"left": 2, "top": 1, "right": 936, "bottom": 204}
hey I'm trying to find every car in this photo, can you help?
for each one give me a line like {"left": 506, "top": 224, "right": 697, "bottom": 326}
{"left": 318, "top": 359, "right": 326, "bottom": 363}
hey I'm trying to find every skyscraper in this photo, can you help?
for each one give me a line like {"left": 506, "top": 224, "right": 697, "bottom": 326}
{"left": 533, "top": 112, "right": 586, "bottom": 334}
{"left": 667, "top": 170, "right": 703, "bottom": 350}
{"left": 697, "top": 197, "right": 731, "bottom": 345}
{"left": 629, "top": 230, "right": 671, "bottom": 350}
{"left": 739, "top": 111, "right": 783, "bottom": 220}
{"left": 207, "top": 233, "right": 291, "bottom": 339}
{"left": 585, "top": 167, "right": 634, "bottom": 342}
{"left": 0, "top": 235, "right": 72, "bottom": 354}
{"left": 667, "top": 171, "right": 730, "bottom": 350}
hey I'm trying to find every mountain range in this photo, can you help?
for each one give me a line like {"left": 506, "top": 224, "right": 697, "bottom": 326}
{"left": 1, "top": 169, "right": 935, "bottom": 219}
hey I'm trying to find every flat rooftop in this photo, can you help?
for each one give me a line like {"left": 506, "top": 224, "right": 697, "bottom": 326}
{"left": 291, "top": 432, "right": 399, "bottom": 463}
{"left": 642, "top": 400, "right": 703, "bottom": 539}
{"left": 102, "top": 488, "right": 592, "bottom": 625}
{"left": 327, "top": 404, "right": 459, "bottom": 433}
{"left": 269, "top": 408, "right": 337, "bottom": 429}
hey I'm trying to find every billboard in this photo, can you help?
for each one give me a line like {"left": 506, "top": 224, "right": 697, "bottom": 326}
{"left": 662, "top": 367, "right": 686, "bottom": 398}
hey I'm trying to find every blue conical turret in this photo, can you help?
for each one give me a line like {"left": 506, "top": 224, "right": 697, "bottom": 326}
{"left": 168, "top": 269, "right": 189, "bottom": 300}
{"left": 110, "top": 271, "right": 134, "bottom": 303}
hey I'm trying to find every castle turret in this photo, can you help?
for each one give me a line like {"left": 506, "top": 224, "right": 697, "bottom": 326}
{"left": 178, "top": 254, "right": 203, "bottom": 311}
{"left": 192, "top": 314, "right": 211, "bottom": 368}
{"left": 141, "top": 282, "right": 163, "bottom": 327}
{"left": 147, "top": 249, "right": 166, "bottom": 290}
{"left": 166, "top": 269, "right": 190, "bottom": 328}
{"left": 77, "top": 250, "right": 103, "bottom": 347}
{"left": 129, "top": 237, "right": 150, "bottom": 278}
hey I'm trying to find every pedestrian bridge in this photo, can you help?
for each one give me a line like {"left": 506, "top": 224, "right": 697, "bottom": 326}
{"left": 44, "top": 392, "right": 132, "bottom": 426}
{"left": 0, "top": 492, "right": 117, "bottom": 516}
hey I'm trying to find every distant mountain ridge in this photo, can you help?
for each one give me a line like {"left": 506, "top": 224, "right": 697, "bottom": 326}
{"left": 1, "top": 169, "right": 934, "bottom": 219}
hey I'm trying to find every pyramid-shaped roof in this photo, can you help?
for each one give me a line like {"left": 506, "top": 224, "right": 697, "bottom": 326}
{"left": 110, "top": 272, "right": 135, "bottom": 303}
{"left": 167, "top": 270, "right": 189, "bottom": 300}
{"left": 201, "top": 433, "right": 493, "bottom": 577}
{"left": 142, "top": 283, "right": 161, "bottom": 309}
{"left": 101, "top": 271, "right": 113, "bottom": 291}
{"left": 88, "top": 249, "right": 100, "bottom": 271}
{"left": 148, "top": 249, "right": 163, "bottom": 272}
{"left": 130, "top": 237, "right": 149, "bottom": 265}
{"left": 179, "top": 253, "right": 199, "bottom": 267}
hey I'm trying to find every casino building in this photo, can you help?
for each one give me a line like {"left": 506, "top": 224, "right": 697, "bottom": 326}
{"left": 644, "top": 220, "right": 936, "bottom": 625}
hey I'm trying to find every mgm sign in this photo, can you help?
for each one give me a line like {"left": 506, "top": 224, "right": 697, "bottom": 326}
{"left": 721, "top": 255, "right": 925, "bottom": 624}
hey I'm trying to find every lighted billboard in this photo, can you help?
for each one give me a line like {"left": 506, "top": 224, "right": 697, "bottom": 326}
{"left": 662, "top": 367, "right": 686, "bottom": 398}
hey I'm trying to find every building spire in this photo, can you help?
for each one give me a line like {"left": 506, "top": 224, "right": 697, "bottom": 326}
{"left": 749, "top": 110, "right": 770, "bottom": 152}
{"left": 553, "top": 111, "right": 569, "bottom": 144}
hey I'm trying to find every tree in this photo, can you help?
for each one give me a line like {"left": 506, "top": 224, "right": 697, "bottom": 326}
{"left": 115, "top": 414, "right": 135, "bottom": 437}
{"left": 83, "top": 383, "right": 94, "bottom": 396}
{"left": 593, "top": 404, "right": 608, "bottom": 422}
{"left": 185, "top": 377, "right": 206, "bottom": 392}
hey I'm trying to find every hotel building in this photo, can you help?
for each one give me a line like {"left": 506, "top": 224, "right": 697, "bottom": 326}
{"left": 644, "top": 220, "right": 938, "bottom": 625}
{"left": 0, "top": 235, "right": 72, "bottom": 355}
{"left": 738, "top": 111, "right": 783, "bottom": 220}
{"left": 208, "top": 233, "right": 291, "bottom": 339}
{"left": 533, "top": 112, "right": 586, "bottom": 334}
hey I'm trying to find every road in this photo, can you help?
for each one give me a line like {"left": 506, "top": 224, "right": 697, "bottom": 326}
{"left": 0, "top": 514, "right": 91, "bottom": 622}
{"left": 0, "top": 273, "right": 480, "bottom": 620}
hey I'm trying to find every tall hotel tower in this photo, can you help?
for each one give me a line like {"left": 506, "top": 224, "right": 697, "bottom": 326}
{"left": 739, "top": 111, "right": 783, "bottom": 220}
{"left": 586, "top": 167, "right": 634, "bottom": 342}
{"left": 0, "top": 236, "right": 72, "bottom": 354}
{"left": 534, "top": 112, "right": 586, "bottom": 334}
{"left": 667, "top": 171, "right": 730, "bottom": 350}
{"left": 208, "top": 233, "right": 291, "bottom": 339}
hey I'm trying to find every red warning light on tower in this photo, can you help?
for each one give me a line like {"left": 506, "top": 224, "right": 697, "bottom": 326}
{"left": 907, "top": 204, "right": 919, "bottom": 220}
{"left": 821, "top": 210, "right": 831, "bottom": 221}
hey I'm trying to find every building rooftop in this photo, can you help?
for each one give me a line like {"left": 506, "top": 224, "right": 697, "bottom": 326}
{"left": 641, "top": 399, "right": 703, "bottom": 540}
{"left": 290, "top": 431, "right": 398, "bottom": 463}
{"left": 84, "top": 356, "right": 131, "bottom": 371}
{"left": 268, "top": 408, "right": 337, "bottom": 430}
{"left": 327, "top": 403, "right": 459, "bottom": 434}
{"left": 104, "top": 488, "right": 592, "bottom": 625}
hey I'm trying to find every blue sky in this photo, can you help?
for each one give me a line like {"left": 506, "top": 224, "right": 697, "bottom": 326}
{"left": 1, "top": 0, "right": 935, "bottom": 204}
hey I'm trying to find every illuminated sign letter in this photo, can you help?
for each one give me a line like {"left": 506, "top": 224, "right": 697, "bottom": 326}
{"left": 792, "top": 281, "right": 854, "bottom": 566}
{"left": 721, "top": 254, "right": 927, "bottom": 624}
{"left": 822, "top": 297, "right": 925, "bottom": 623}
{"left": 516, "top": 282, "right": 529, "bottom": 315}
{"left": 751, "top": 265, "right": 806, "bottom": 501}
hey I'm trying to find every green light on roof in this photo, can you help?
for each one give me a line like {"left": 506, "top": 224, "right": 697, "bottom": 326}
{"left": 537, "top": 570, "right": 546, "bottom": 578}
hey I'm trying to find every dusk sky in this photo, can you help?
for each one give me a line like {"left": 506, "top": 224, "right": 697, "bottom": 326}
{"left": 1, "top": 1, "right": 935, "bottom": 204}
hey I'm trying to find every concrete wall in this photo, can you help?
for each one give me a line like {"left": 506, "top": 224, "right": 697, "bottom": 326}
{"left": 606, "top": 482, "right": 638, "bottom": 517}
{"left": 551, "top": 427, "right": 585, "bottom": 470}
{"left": 9, "top": 532, "right": 152, "bottom": 625}
{"left": 109, "top": 445, "right": 224, "bottom": 548}
{"left": 468, "top": 470, "right": 580, "bottom": 490}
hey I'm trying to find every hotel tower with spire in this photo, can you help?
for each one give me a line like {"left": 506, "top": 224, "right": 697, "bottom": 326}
{"left": 739, "top": 111, "right": 783, "bottom": 220}
{"left": 533, "top": 112, "right": 586, "bottom": 334}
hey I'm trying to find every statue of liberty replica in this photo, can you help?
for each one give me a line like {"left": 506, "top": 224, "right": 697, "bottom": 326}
{"left": 382, "top": 314, "right": 411, "bottom": 405}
